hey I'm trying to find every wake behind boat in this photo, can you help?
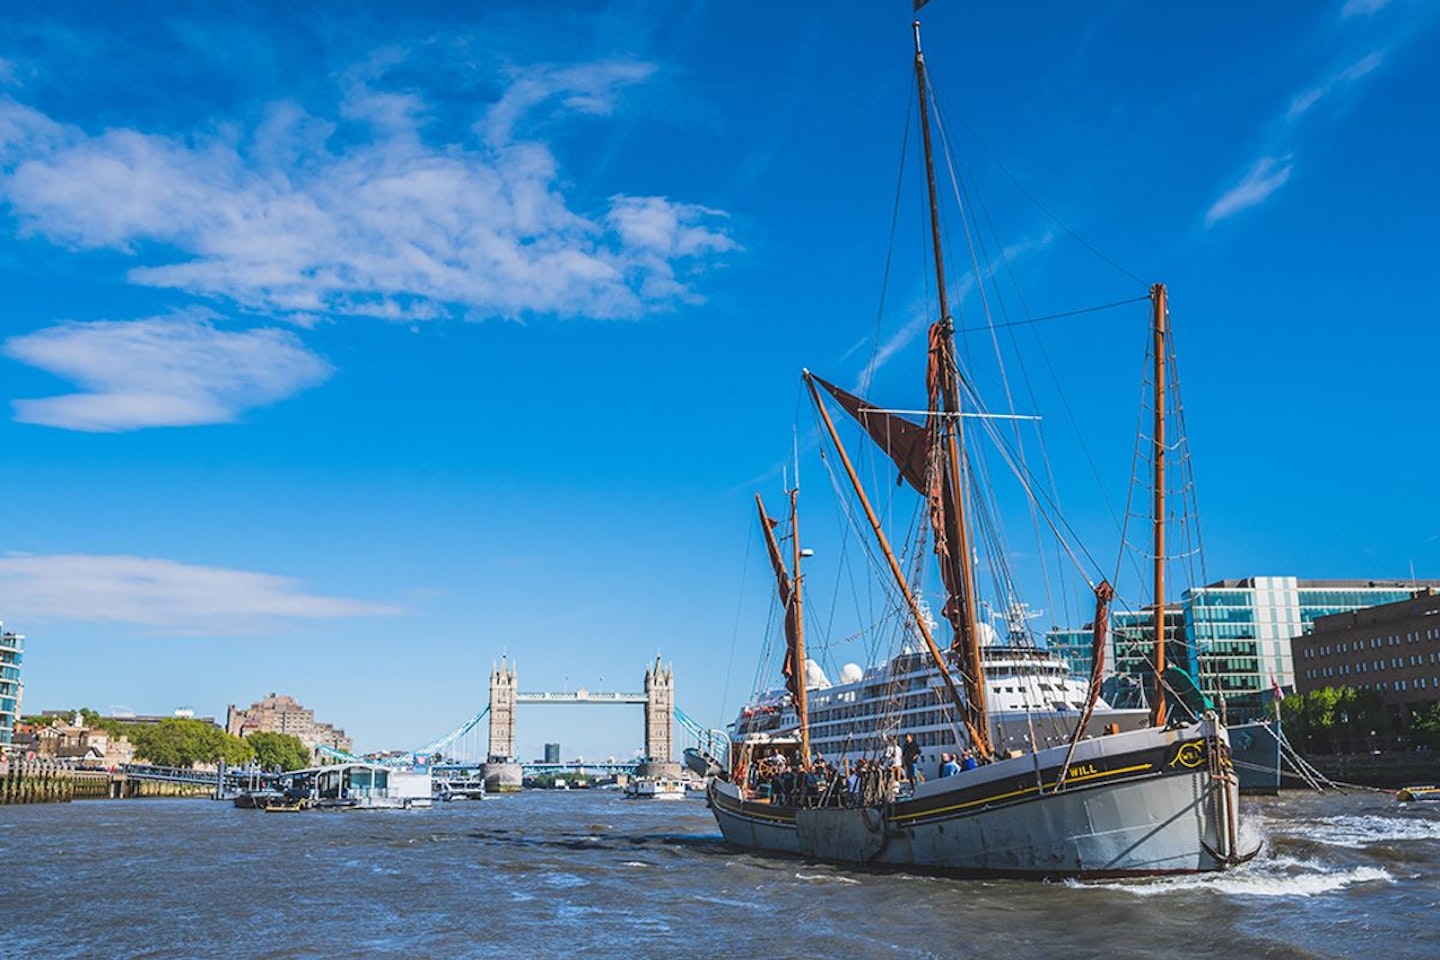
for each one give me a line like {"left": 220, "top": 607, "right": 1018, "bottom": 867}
{"left": 708, "top": 16, "right": 1252, "bottom": 878}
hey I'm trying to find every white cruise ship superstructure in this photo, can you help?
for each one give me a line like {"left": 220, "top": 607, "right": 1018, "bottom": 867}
{"left": 732, "top": 644, "right": 1149, "bottom": 781}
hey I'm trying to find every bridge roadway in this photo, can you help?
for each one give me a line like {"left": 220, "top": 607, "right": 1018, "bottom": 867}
{"left": 124, "top": 760, "right": 650, "bottom": 787}
{"left": 514, "top": 690, "right": 647, "bottom": 704}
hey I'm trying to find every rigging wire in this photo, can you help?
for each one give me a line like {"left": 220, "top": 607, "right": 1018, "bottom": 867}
{"left": 955, "top": 295, "right": 1153, "bottom": 333}
{"left": 946, "top": 112, "right": 1149, "bottom": 288}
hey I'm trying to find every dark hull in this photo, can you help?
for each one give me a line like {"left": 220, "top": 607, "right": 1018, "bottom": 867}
{"left": 1228, "top": 719, "right": 1282, "bottom": 794}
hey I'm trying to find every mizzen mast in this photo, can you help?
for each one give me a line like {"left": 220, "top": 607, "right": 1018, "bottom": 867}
{"left": 756, "top": 491, "right": 810, "bottom": 764}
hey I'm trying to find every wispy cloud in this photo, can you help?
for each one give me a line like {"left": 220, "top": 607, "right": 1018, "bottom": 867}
{"left": 1204, "top": 2, "right": 1403, "bottom": 230}
{"left": 3, "top": 310, "right": 333, "bottom": 432}
{"left": 1342, "top": 0, "right": 1391, "bottom": 18}
{"left": 855, "top": 314, "right": 928, "bottom": 394}
{"left": 0, "top": 58, "right": 735, "bottom": 324}
{"left": 1205, "top": 156, "right": 1295, "bottom": 227}
{"left": 0, "top": 553, "right": 403, "bottom": 632}
{"left": 853, "top": 227, "right": 1055, "bottom": 392}
{"left": 1286, "top": 50, "right": 1385, "bottom": 121}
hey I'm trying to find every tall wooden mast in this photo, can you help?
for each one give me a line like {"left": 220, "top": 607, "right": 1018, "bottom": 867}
{"left": 913, "top": 20, "right": 991, "bottom": 755}
{"left": 755, "top": 491, "right": 810, "bottom": 764}
{"left": 1150, "top": 282, "right": 1168, "bottom": 728}
{"left": 788, "top": 487, "right": 810, "bottom": 765}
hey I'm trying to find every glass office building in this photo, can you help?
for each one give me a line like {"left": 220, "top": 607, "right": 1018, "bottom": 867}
{"left": 1, "top": 625, "right": 23, "bottom": 747}
{"left": 1050, "top": 578, "right": 1436, "bottom": 720}
{"left": 1183, "top": 578, "right": 1431, "bottom": 704}
{"left": 1044, "top": 626, "right": 1096, "bottom": 679}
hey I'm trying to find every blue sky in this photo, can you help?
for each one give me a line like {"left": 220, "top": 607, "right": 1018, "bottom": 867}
{"left": 2, "top": 1, "right": 1437, "bottom": 759}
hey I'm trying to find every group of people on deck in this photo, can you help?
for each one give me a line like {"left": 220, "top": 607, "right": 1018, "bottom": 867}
{"left": 750, "top": 731, "right": 980, "bottom": 807}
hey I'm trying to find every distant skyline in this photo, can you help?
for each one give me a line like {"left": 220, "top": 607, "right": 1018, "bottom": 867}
{"left": 2, "top": 1, "right": 1437, "bottom": 758}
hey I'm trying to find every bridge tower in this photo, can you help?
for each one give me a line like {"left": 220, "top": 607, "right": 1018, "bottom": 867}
{"left": 640, "top": 656, "right": 681, "bottom": 777}
{"left": 482, "top": 659, "right": 523, "bottom": 792}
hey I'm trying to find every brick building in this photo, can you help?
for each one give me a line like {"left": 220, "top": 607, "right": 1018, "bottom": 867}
{"left": 1293, "top": 588, "right": 1440, "bottom": 728}
{"left": 225, "top": 693, "right": 353, "bottom": 759}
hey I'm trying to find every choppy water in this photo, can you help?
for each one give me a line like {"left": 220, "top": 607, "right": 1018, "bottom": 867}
{"left": 3, "top": 788, "right": 1437, "bottom": 959}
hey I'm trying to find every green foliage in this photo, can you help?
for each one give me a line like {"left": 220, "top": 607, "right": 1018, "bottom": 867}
{"left": 1281, "top": 685, "right": 1392, "bottom": 753}
{"left": 246, "top": 731, "right": 312, "bottom": 771}
{"left": 1411, "top": 702, "right": 1440, "bottom": 749}
{"left": 20, "top": 714, "right": 59, "bottom": 728}
{"left": 128, "top": 718, "right": 255, "bottom": 768}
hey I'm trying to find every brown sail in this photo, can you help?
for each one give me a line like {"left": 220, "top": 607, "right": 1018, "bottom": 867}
{"left": 756, "top": 492, "right": 809, "bottom": 761}
{"left": 810, "top": 366, "right": 991, "bottom": 758}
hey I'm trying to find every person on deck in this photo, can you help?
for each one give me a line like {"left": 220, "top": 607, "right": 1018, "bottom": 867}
{"left": 960, "top": 751, "right": 979, "bottom": 771}
{"left": 901, "top": 733, "right": 922, "bottom": 784}
{"left": 939, "top": 753, "right": 961, "bottom": 778}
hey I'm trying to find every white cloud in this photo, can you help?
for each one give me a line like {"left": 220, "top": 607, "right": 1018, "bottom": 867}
{"left": 855, "top": 313, "right": 928, "bottom": 395}
{"left": 1342, "top": 0, "right": 1391, "bottom": 17}
{"left": 0, "top": 59, "right": 734, "bottom": 324}
{"left": 3, "top": 311, "right": 333, "bottom": 431}
{"left": 1286, "top": 51, "right": 1386, "bottom": 121}
{"left": 0, "top": 553, "right": 403, "bottom": 631}
{"left": 1205, "top": 156, "right": 1294, "bottom": 227}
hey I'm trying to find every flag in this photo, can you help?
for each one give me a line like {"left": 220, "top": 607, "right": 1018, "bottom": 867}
{"left": 1270, "top": 675, "right": 1286, "bottom": 701}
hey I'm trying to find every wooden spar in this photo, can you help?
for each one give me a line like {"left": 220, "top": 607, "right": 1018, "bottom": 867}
{"left": 1054, "top": 579, "right": 1115, "bottom": 791}
{"left": 803, "top": 371, "right": 989, "bottom": 757}
{"left": 1151, "top": 282, "right": 1168, "bottom": 728}
{"left": 789, "top": 487, "right": 811, "bottom": 766}
{"left": 914, "top": 21, "right": 951, "bottom": 326}
{"left": 755, "top": 493, "right": 809, "bottom": 764}
{"left": 913, "top": 20, "right": 991, "bottom": 753}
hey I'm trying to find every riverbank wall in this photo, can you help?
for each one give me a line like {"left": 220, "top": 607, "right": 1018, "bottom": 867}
{"left": 1305, "top": 752, "right": 1440, "bottom": 790}
{"left": 0, "top": 760, "right": 213, "bottom": 804}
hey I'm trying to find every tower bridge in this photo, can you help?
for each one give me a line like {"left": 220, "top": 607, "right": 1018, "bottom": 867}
{"left": 480, "top": 655, "right": 684, "bottom": 792}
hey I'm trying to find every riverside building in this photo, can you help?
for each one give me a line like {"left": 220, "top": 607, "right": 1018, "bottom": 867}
{"left": 1184, "top": 578, "right": 1438, "bottom": 709}
{"left": 1294, "top": 589, "right": 1440, "bottom": 728}
{"left": 1046, "top": 577, "right": 1438, "bottom": 720}
{"left": 225, "top": 692, "right": 353, "bottom": 760}
{"left": 1, "top": 625, "right": 22, "bottom": 747}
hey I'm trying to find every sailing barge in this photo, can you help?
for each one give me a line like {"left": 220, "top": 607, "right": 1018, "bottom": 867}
{"left": 708, "top": 18, "right": 1253, "bottom": 878}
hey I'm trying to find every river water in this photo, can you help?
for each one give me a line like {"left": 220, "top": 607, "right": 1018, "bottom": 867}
{"left": 3, "top": 788, "right": 1437, "bottom": 959}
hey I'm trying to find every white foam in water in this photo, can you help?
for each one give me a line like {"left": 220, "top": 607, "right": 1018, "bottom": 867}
{"left": 1295, "top": 814, "right": 1440, "bottom": 849}
{"left": 795, "top": 872, "right": 860, "bottom": 884}
{"left": 1071, "top": 860, "right": 1392, "bottom": 898}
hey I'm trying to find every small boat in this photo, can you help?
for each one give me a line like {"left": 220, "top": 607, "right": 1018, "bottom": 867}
{"left": 1397, "top": 785, "right": 1440, "bottom": 802}
{"left": 232, "top": 787, "right": 286, "bottom": 809}
{"left": 624, "top": 776, "right": 687, "bottom": 800}
{"left": 261, "top": 799, "right": 309, "bottom": 813}
{"left": 433, "top": 776, "right": 488, "bottom": 801}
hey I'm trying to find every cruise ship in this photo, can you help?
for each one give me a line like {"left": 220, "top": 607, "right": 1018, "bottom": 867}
{"left": 731, "top": 641, "right": 1150, "bottom": 782}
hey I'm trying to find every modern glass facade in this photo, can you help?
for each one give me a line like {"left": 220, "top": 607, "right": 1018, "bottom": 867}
{"left": 1184, "top": 578, "right": 1428, "bottom": 704}
{"left": 1043, "top": 626, "right": 1096, "bottom": 680}
{"left": 1111, "top": 608, "right": 1189, "bottom": 709}
{"left": 1, "top": 625, "right": 23, "bottom": 747}
{"left": 1049, "top": 578, "right": 1437, "bottom": 721}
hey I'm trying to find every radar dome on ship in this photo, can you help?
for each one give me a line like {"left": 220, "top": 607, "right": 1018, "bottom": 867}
{"left": 839, "top": 663, "right": 864, "bottom": 684}
{"left": 804, "top": 659, "right": 831, "bottom": 690}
